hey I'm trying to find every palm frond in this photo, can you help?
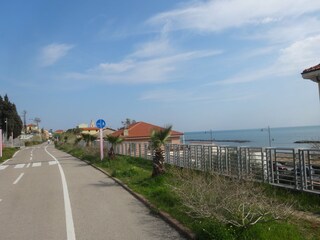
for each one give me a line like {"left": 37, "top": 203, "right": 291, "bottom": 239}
{"left": 150, "top": 125, "right": 172, "bottom": 149}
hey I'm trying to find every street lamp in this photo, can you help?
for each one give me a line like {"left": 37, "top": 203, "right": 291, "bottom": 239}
{"left": 261, "top": 126, "right": 273, "bottom": 147}
{"left": 205, "top": 129, "right": 214, "bottom": 143}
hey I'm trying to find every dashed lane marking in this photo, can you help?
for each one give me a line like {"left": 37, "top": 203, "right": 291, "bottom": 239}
{"left": 32, "top": 162, "right": 41, "bottom": 167}
{"left": 13, "top": 173, "right": 24, "bottom": 185}
{"left": 0, "top": 162, "right": 58, "bottom": 171}
{"left": 14, "top": 164, "right": 25, "bottom": 169}
{"left": 0, "top": 165, "right": 8, "bottom": 170}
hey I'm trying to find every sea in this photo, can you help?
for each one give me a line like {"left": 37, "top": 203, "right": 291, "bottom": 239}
{"left": 183, "top": 125, "right": 320, "bottom": 149}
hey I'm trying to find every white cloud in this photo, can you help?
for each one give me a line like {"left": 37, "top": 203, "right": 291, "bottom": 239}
{"left": 129, "top": 24, "right": 174, "bottom": 59}
{"left": 276, "top": 35, "right": 320, "bottom": 75}
{"left": 40, "top": 43, "right": 74, "bottom": 67}
{"left": 129, "top": 37, "right": 173, "bottom": 59}
{"left": 249, "top": 17, "right": 320, "bottom": 44}
{"left": 140, "top": 87, "right": 256, "bottom": 103}
{"left": 213, "top": 34, "right": 320, "bottom": 85}
{"left": 66, "top": 43, "right": 221, "bottom": 84}
{"left": 148, "top": 0, "right": 320, "bottom": 32}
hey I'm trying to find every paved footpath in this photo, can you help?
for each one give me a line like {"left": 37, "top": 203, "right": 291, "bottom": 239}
{"left": 0, "top": 143, "right": 185, "bottom": 240}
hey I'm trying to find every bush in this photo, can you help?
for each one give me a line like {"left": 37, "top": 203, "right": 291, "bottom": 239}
{"left": 0, "top": 147, "right": 19, "bottom": 162}
{"left": 170, "top": 168, "right": 294, "bottom": 230}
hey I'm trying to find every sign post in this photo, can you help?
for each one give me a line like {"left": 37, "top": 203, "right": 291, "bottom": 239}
{"left": 96, "top": 119, "right": 106, "bottom": 160}
{"left": 0, "top": 129, "right": 2, "bottom": 158}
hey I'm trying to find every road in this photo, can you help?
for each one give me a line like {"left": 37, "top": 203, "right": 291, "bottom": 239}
{"left": 0, "top": 143, "right": 185, "bottom": 240}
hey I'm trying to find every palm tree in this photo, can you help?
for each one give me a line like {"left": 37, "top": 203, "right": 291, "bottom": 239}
{"left": 81, "top": 134, "right": 97, "bottom": 147}
{"left": 150, "top": 125, "right": 172, "bottom": 177}
{"left": 74, "top": 136, "right": 82, "bottom": 146}
{"left": 105, "top": 135, "right": 123, "bottom": 159}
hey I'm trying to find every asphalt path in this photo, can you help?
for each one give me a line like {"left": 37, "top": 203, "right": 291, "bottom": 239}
{"left": 0, "top": 143, "right": 185, "bottom": 240}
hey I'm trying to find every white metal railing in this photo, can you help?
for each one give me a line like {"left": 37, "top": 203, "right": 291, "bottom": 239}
{"left": 110, "top": 142, "right": 320, "bottom": 194}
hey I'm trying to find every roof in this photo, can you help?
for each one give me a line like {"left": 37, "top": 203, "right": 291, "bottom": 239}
{"left": 301, "top": 63, "right": 320, "bottom": 82}
{"left": 112, "top": 121, "right": 183, "bottom": 140}
{"left": 81, "top": 127, "right": 99, "bottom": 131}
{"left": 302, "top": 63, "right": 320, "bottom": 74}
{"left": 55, "top": 129, "right": 64, "bottom": 133}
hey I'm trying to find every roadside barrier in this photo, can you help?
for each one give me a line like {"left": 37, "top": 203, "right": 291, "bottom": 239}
{"left": 110, "top": 142, "right": 320, "bottom": 194}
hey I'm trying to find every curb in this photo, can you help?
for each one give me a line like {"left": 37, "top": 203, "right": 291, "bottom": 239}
{"left": 84, "top": 160, "right": 196, "bottom": 240}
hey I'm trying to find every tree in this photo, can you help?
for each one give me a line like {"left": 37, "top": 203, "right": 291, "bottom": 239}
{"left": 81, "top": 134, "right": 97, "bottom": 147}
{"left": 0, "top": 94, "right": 23, "bottom": 139}
{"left": 105, "top": 135, "right": 123, "bottom": 159}
{"left": 121, "top": 118, "right": 136, "bottom": 129}
{"left": 150, "top": 125, "right": 172, "bottom": 177}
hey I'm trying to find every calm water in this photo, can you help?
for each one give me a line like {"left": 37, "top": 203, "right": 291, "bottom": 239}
{"left": 184, "top": 125, "right": 320, "bottom": 149}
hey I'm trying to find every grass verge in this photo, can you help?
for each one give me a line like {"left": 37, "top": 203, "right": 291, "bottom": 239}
{"left": 56, "top": 143, "right": 320, "bottom": 240}
{"left": 0, "top": 147, "right": 19, "bottom": 163}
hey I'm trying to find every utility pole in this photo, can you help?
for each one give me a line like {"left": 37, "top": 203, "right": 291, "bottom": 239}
{"left": 22, "top": 110, "right": 27, "bottom": 133}
{"left": 34, "top": 117, "right": 41, "bottom": 141}
{"left": 5, "top": 118, "right": 8, "bottom": 141}
{"left": 0, "top": 129, "right": 2, "bottom": 157}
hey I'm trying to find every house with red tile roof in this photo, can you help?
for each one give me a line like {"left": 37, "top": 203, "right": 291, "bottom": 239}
{"left": 81, "top": 127, "right": 100, "bottom": 135}
{"left": 77, "top": 120, "right": 115, "bottom": 136}
{"left": 301, "top": 63, "right": 320, "bottom": 100}
{"left": 54, "top": 129, "right": 64, "bottom": 134}
{"left": 111, "top": 121, "right": 183, "bottom": 144}
{"left": 301, "top": 63, "right": 320, "bottom": 82}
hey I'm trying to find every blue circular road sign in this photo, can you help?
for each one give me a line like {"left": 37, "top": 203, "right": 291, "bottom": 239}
{"left": 96, "top": 119, "right": 106, "bottom": 129}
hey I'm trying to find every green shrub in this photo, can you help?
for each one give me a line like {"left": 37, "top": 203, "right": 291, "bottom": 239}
{"left": 0, "top": 147, "right": 19, "bottom": 162}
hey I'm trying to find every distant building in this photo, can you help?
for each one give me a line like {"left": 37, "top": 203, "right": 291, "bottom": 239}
{"left": 102, "top": 127, "right": 116, "bottom": 138}
{"left": 81, "top": 127, "right": 99, "bottom": 135}
{"left": 77, "top": 123, "right": 88, "bottom": 128}
{"left": 26, "top": 124, "right": 39, "bottom": 134}
{"left": 77, "top": 120, "right": 115, "bottom": 136}
{"left": 54, "top": 129, "right": 64, "bottom": 134}
{"left": 111, "top": 121, "right": 183, "bottom": 144}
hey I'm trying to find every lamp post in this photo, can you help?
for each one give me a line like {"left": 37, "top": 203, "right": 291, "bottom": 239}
{"left": 261, "top": 126, "right": 273, "bottom": 147}
{"left": 205, "top": 129, "right": 214, "bottom": 143}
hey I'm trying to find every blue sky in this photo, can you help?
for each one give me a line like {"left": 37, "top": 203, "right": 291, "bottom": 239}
{"left": 1, "top": 0, "right": 320, "bottom": 132}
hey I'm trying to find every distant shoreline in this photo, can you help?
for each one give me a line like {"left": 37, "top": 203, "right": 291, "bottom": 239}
{"left": 294, "top": 140, "right": 320, "bottom": 144}
{"left": 187, "top": 139, "right": 250, "bottom": 143}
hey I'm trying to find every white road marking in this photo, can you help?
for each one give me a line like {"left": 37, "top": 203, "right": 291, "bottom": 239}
{"left": 0, "top": 165, "right": 8, "bottom": 170}
{"left": 32, "top": 162, "right": 41, "bottom": 167}
{"left": 13, "top": 173, "right": 24, "bottom": 184}
{"left": 12, "top": 150, "right": 20, "bottom": 158}
{"left": 0, "top": 199, "right": 2, "bottom": 202}
{"left": 0, "top": 159, "right": 11, "bottom": 166}
{"left": 30, "top": 157, "right": 33, "bottom": 161}
{"left": 49, "top": 161, "right": 58, "bottom": 165}
{"left": 14, "top": 164, "right": 25, "bottom": 169}
{"left": 45, "top": 146, "right": 76, "bottom": 240}
{"left": 26, "top": 163, "right": 30, "bottom": 168}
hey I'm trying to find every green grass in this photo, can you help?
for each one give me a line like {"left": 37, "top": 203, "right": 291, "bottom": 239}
{"left": 56, "top": 143, "right": 320, "bottom": 240}
{"left": 0, "top": 147, "right": 19, "bottom": 163}
{"left": 263, "top": 184, "right": 320, "bottom": 213}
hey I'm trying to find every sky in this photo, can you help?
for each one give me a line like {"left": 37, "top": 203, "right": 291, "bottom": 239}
{"left": 1, "top": 0, "right": 320, "bottom": 132}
